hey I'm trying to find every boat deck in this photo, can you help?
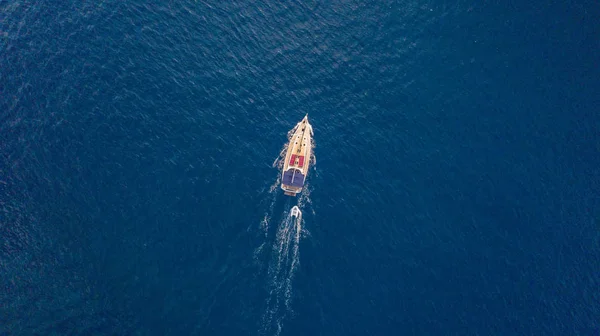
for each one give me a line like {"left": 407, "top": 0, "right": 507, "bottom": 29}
{"left": 284, "top": 119, "right": 311, "bottom": 174}
{"left": 281, "top": 116, "right": 312, "bottom": 196}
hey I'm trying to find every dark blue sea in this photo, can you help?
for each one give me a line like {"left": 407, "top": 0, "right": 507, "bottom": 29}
{"left": 1, "top": 1, "right": 599, "bottom": 335}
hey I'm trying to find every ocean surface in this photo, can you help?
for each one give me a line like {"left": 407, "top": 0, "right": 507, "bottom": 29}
{"left": 1, "top": 1, "right": 599, "bottom": 335}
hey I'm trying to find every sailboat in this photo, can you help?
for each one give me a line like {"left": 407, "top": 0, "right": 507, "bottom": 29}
{"left": 281, "top": 115, "right": 313, "bottom": 196}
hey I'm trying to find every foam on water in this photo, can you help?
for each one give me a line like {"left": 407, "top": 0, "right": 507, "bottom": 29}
{"left": 260, "top": 205, "right": 304, "bottom": 336}
{"left": 254, "top": 171, "right": 314, "bottom": 335}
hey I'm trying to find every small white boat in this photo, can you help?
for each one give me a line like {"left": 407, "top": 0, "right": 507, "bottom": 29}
{"left": 281, "top": 115, "right": 313, "bottom": 196}
{"left": 290, "top": 206, "right": 301, "bottom": 218}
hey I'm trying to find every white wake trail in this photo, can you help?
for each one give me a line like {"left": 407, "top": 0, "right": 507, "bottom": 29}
{"left": 260, "top": 208, "right": 304, "bottom": 336}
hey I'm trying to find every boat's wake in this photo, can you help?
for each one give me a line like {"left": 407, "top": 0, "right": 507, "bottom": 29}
{"left": 259, "top": 206, "right": 304, "bottom": 336}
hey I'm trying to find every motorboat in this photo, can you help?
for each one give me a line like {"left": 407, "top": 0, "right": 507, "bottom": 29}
{"left": 290, "top": 206, "right": 301, "bottom": 218}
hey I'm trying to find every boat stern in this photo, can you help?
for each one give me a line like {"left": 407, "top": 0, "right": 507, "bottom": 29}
{"left": 281, "top": 168, "right": 304, "bottom": 196}
{"left": 283, "top": 190, "right": 299, "bottom": 197}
